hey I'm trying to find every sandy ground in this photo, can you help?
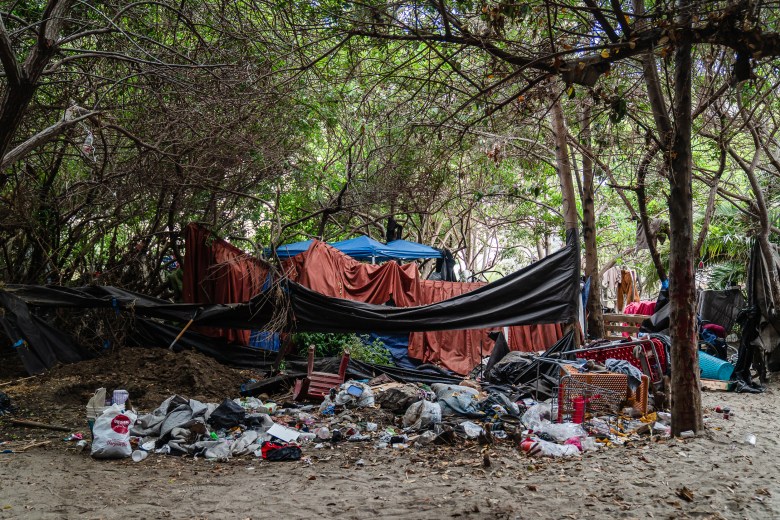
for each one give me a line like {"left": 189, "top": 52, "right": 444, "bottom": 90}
{"left": 0, "top": 368, "right": 778, "bottom": 519}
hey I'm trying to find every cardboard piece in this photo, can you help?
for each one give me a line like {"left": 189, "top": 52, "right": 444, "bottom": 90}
{"left": 267, "top": 423, "right": 300, "bottom": 443}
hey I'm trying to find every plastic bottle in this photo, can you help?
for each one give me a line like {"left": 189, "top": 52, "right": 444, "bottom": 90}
{"left": 298, "top": 432, "right": 316, "bottom": 443}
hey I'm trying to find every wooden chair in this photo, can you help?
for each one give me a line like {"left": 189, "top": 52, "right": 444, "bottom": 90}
{"left": 292, "top": 345, "right": 350, "bottom": 401}
{"left": 603, "top": 313, "right": 646, "bottom": 340}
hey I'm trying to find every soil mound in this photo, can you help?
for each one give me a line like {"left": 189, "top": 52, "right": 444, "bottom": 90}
{"left": 42, "top": 346, "right": 256, "bottom": 408}
{"left": 0, "top": 347, "right": 260, "bottom": 430}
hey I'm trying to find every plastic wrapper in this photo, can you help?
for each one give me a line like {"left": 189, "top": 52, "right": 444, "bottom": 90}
{"left": 521, "top": 403, "right": 553, "bottom": 430}
{"left": 402, "top": 400, "right": 442, "bottom": 430}
{"left": 521, "top": 437, "right": 580, "bottom": 458}
{"left": 533, "top": 422, "right": 588, "bottom": 443}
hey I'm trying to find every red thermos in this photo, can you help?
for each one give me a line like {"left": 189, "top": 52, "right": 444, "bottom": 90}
{"left": 573, "top": 396, "right": 585, "bottom": 424}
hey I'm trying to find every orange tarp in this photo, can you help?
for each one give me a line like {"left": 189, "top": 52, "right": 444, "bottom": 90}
{"left": 182, "top": 223, "right": 269, "bottom": 344}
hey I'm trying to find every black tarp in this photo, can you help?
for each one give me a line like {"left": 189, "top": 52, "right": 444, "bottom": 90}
{"left": 735, "top": 240, "right": 780, "bottom": 380}
{"left": 698, "top": 288, "right": 744, "bottom": 333}
{"left": 287, "top": 229, "right": 577, "bottom": 333}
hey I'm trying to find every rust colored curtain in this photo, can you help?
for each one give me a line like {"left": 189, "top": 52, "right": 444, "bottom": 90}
{"left": 283, "top": 240, "right": 419, "bottom": 306}
{"left": 407, "top": 280, "right": 563, "bottom": 374}
{"left": 182, "top": 223, "right": 268, "bottom": 344}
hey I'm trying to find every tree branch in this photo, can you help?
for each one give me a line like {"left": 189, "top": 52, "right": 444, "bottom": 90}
{"left": 0, "top": 109, "right": 99, "bottom": 170}
{"left": 0, "top": 12, "right": 21, "bottom": 86}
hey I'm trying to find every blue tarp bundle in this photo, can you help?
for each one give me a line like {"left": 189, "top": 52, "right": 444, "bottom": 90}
{"left": 364, "top": 332, "right": 419, "bottom": 369}
{"left": 269, "top": 236, "right": 442, "bottom": 261}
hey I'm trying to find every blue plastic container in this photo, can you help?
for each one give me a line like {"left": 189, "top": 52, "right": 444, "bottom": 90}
{"left": 699, "top": 351, "right": 734, "bottom": 381}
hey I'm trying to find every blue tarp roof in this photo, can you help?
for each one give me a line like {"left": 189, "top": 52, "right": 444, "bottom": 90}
{"left": 269, "top": 235, "right": 442, "bottom": 261}
{"left": 330, "top": 235, "right": 390, "bottom": 260}
{"left": 382, "top": 239, "right": 442, "bottom": 259}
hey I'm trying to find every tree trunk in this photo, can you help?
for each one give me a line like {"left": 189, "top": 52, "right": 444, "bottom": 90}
{"left": 668, "top": 1, "right": 703, "bottom": 435}
{"left": 580, "top": 102, "right": 605, "bottom": 338}
{"left": 0, "top": 0, "right": 75, "bottom": 171}
{"left": 551, "top": 97, "right": 582, "bottom": 344}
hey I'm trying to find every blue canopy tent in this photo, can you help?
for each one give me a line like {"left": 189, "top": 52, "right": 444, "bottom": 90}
{"left": 269, "top": 235, "right": 442, "bottom": 262}
{"left": 381, "top": 239, "right": 441, "bottom": 260}
{"left": 329, "top": 235, "right": 391, "bottom": 261}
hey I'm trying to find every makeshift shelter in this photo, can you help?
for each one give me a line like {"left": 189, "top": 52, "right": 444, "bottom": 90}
{"left": 0, "top": 227, "right": 578, "bottom": 375}
{"left": 281, "top": 238, "right": 564, "bottom": 373}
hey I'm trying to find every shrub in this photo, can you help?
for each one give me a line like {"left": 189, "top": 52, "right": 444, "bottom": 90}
{"left": 294, "top": 332, "right": 392, "bottom": 366}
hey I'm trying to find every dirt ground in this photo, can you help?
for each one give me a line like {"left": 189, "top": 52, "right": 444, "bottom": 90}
{"left": 0, "top": 347, "right": 778, "bottom": 520}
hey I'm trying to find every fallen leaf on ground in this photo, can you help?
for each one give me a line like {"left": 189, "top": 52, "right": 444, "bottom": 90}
{"left": 676, "top": 486, "right": 694, "bottom": 502}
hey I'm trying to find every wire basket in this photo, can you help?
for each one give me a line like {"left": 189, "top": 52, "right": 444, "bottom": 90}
{"left": 557, "top": 375, "right": 627, "bottom": 423}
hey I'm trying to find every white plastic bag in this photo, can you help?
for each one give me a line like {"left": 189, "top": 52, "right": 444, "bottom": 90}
{"left": 402, "top": 400, "right": 442, "bottom": 430}
{"left": 334, "top": 381, "right": 375, "bottom": 408}
{"left": 91, "top": 404, "right": 137, "bottom": 459}
{"left": 534, "top": 422, "right": 588, "bottom": 443}
{"left": 522, "top": 437, "right": 580, "bottom": 458}
{"left": 521, "top": 403, "right": 553, "bottom": 430}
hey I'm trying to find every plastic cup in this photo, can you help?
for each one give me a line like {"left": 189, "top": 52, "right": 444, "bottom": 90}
{"left": 113, "top": 389, "right": 129, "bottom": 406}
{"left": 131, "top": 450, "right": 148, "bottom": 462}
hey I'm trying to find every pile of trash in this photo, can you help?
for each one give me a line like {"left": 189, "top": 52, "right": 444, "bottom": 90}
{"left": 80, "top": 377, "right": 673, "bottom": 463}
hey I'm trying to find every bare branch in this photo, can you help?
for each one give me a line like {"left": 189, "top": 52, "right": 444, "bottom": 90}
{"left": 0, "top": 12, "right": 21, "bottom": 86}
{"left": 0, "top": 109, "right": 99, "bottom": 170}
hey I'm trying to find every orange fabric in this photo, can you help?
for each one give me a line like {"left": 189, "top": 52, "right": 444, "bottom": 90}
{"left": 182, "top": 224, "right": 268, "bottom": 344}
{"left": 616, "top": 269, "right": 640, "bottom": 311}
{"left": 407, "top": 280, "right": 563, "bottom": 374}
{"left": 283, "top": 240, "right": 419, "bottom": 305}
{"left": 286, "top": 243, "right": 563, "bottom": 374}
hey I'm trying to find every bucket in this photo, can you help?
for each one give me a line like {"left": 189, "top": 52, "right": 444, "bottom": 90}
{"left": 698, "top": 351, "right": 734, "bottom": 381}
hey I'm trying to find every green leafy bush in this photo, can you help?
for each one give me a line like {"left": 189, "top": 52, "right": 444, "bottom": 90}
{"left": 294, "top": 332, "right": 392, "bottom": 366}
